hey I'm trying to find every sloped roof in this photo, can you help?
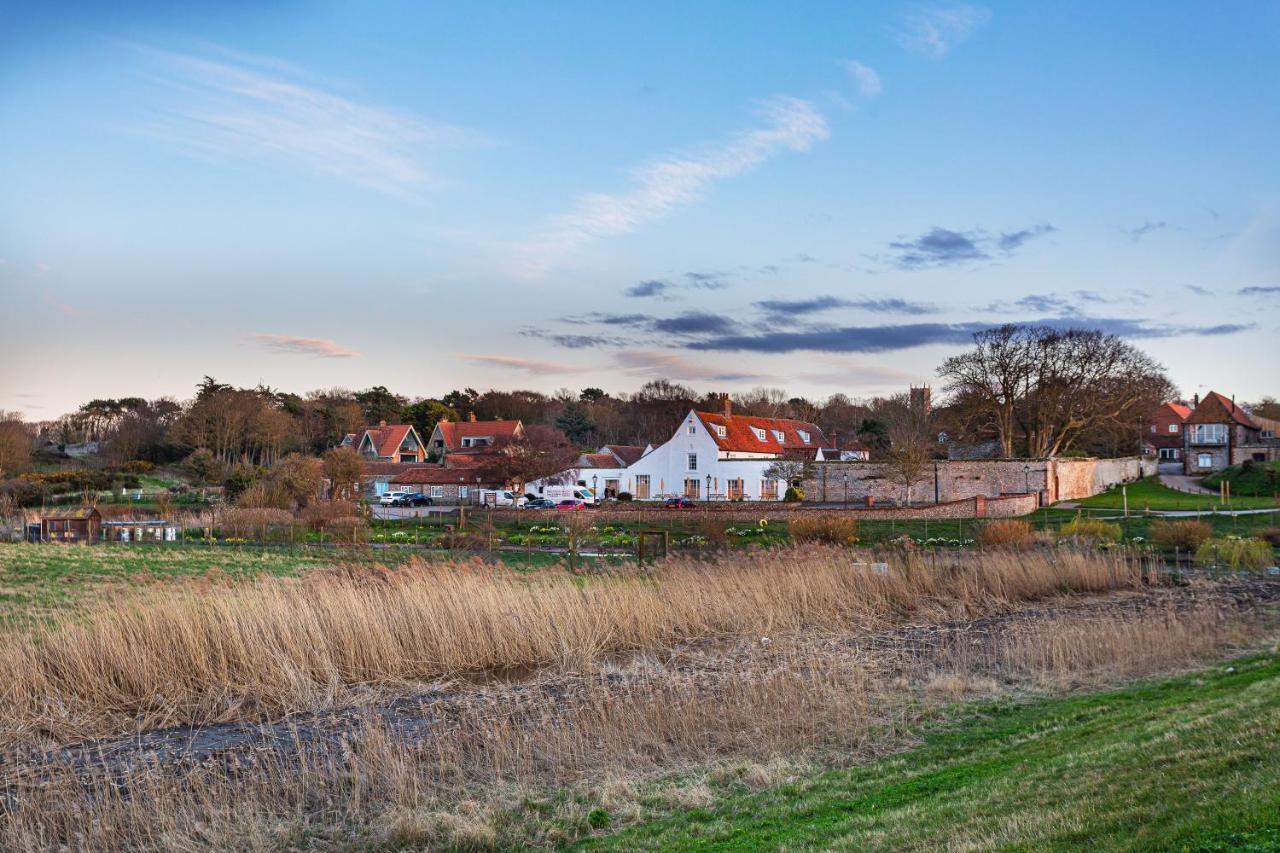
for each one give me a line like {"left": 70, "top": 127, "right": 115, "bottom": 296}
{"left": 355, "top": 424, "right": 419, "bottom": 457}
{"left": 694, "top": 412, "right": 827, "bottom": 454}
{"left": 360, "top": 462, "right": 427, "bottom": 477}
{"left": 1162, "top": 402, "right": 1192, "bottom": 420}
{"left": 1187, "top": 391, "right": 1257, "bottom": 428}
{"left": 42, "top": 506, "right": 100, "bottom": 520}
{"left": 578, "top": 452, "right": 622, "bottom": 469}
{"left": 391, "top": 467, "right": 504, "bottom": 486}
{"left": 436, "top": 419, "right": 522, "bottom": 451}
{"left": 602, "top": 444, "right": 646, "bottom": 466}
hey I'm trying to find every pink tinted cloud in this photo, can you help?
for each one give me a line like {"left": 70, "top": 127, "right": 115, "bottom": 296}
{"left": 250, "top": 333, "right": 359, "bottom": 358}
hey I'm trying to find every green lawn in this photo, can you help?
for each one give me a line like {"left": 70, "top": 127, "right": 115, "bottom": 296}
{"left": 1074, "top": 477, "right": 1278, "bottom": 511}
{"left": 1203, "top": 461, "right": 1280, "bottom": 499}
{"left": 586, "top": 654, "right": 1280, "bottom": 851}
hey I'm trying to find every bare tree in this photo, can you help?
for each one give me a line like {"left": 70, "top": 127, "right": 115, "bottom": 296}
{"left": 878, "top": 394, "right": 934, "bottom": 504}
{"left": 0, "top": 412, "right": 33, "bottom": 479}
{"left": 323, "top": 447, "right": 363, "bottom": 501}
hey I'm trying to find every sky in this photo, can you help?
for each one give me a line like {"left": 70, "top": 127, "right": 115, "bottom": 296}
{"left": 2, "top": 1, "right": 1278, "bottom": 419}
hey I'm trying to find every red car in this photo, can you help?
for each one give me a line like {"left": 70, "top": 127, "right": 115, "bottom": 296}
{"left": 556, "top": 499, "right": 588, "bottom": 510}
{"left": 664, "top": 497, "right": 696, "bottom": 508}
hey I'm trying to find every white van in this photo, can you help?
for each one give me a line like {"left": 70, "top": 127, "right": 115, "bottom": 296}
{"left": 541, "top": 485, "right": 597, "bottom": 506}
{"left": 478, "top": 489, "right": 527, "bottom": 508}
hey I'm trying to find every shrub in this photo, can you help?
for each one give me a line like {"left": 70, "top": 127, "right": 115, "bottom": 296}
{"left": 122, "top": 460, "right": 155, "bottom": 474}
{"left": 616, "top": 491, "right": 633, "bottom": 502}
{"left": 1149, "top": 519, "right": 1212, "bottom": 552}
{"left": 299, "top": 500, "right": 361, "bottom": 530}
{"left": 979, "top": 519, "right": 1033, "bottom": 549}
{"left": 1058, "top": 514, "right": 1122, "bottom": 542}
{"left": 218, "top": 507, "right": 295, "bottom": 538}
{"left": 1257, "top": 527, "right": 1280, "bottom": 548}
{"left": 1193, "top": 537, "right": 1274, "bottom": 571}
{"left": 789, "top": 515, "right": 858, "bottom": 545}
{"left": 783, "top": 486, "right": 804, "bottom": 503}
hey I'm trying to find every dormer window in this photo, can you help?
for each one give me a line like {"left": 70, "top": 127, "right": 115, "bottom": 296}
{"left": 751, "top": 426, "right": 766, "bottom": 441}
{"left": 772, "top": 430, "right": 785, "bottom": 442}
{"left": 713, "top": 424, "right": 727, "bottom": 438}
{"left": 798, "top": 430, "right": 811, "bottom": 444}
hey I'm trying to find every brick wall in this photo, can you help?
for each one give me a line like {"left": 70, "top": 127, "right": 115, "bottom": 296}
{"left": 803, "top": 457, "right": 1155, "bottom": 506}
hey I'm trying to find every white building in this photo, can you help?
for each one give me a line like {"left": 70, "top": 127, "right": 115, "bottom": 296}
{"left": 533, "top": 402, "right": 833, "bottom": 501}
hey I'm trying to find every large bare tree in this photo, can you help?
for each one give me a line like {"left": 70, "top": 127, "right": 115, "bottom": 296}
{"left": 940, "top": 324, "right": 1172, "bottom": 458}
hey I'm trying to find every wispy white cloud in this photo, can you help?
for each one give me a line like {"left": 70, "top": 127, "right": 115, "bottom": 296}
{"left": 131, "top": 45, "right": 482, "bottom": 195}
{"left": 840, "top": 60, "right": 883, "bottom": 97}
{"left": 463, "top": 354, "right": 593, "bottom": 375}
{"left": 517, "top": 96, "right": 829, "bottom": 276}
{"left": 899, "top": 5, "right": 990, "bottom": 59}
{"left": 612, "top": 350, "right": 768, "bottom": 382}
{"left": 250, "top": 334, "right": 359, "bottom": 358}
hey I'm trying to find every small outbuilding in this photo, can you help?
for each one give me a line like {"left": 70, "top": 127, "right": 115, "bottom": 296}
{"left": 40, "top": 507, "right": 102, "bottom": 543}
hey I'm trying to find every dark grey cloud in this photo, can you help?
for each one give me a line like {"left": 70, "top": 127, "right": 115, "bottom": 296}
{"left": 1239, "top": 285, "right": 1280, "bottom": 296}
{"left": 754, "top": 295, "right": 936, "bottom": 317}
{"left": 1185, "top": 285, "right": 1213, "bottom": 296}
{"left": 890, "top": 227, "right": 987, "bottom": 268}
{"left": 653, "top": 311, "right": 738, "bottom": 336}
{"left": 625, "top": 279, "right": 668, "bottom": 298}
{"left": 888, "top": 223, "right": 1054, "bottom": 269}
{"left": 997, "top": 224, "right": 1056, "bottom": 251}
{"left": 562, "top": 312, "right": 653, "bottom": 327}
{"left": 685, "top": 317, "right": 1253, "bottom": 354}
{"left": 1128, "top": 221, "right": 1168, "bottom": 241}
{"left": 684, "top": 271, "right": 728, "bottom": 289}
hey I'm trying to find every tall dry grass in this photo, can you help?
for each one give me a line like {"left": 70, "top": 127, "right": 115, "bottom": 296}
{"left": 0, "top": 548, "right": 1145, "bottom": 745}
{"left": 3, "top": 597, "right": 1268, "bottom": 852}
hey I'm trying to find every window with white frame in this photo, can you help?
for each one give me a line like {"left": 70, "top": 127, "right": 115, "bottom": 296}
{"left": 1191, "top": 424, "right": 1228, "bottom": 444}
{"left": 713, "top": 424, "right": 727, "bottom": 438}
{"left": 751, "top": 426, "right": 766, "bottom": 441}
{"left": 458, "top": 486, "right": 469, "bottom": 499}
{"left": 687, "top": 423, "right": 696, "bottom": 435}
{"left": 1196, "top": 453, "right": 1213, "bottom": 469}
{"left": 686, "top": 453, "right": 698, "bottom": 471}
{"left": 797, "top": 430, "right": 811, "bottom": 443}
{"left": 772, "top": 429, "right": 785, "bottom": 442}
{"left": 760, "top": 479, "right": 779, "bottom": 500}
{"left": 1168, "top": 423, "right": 1179, "bottom": 433}
{"left": 430, "top": 486, "right": 444, "bottom": 498}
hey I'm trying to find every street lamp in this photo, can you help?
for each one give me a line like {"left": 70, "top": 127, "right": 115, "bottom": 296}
{"left": 705, "top": 473, "right": 712, "bottom": 500}
{"left": 592, "top": 474, "right": 598, "bottom": 501}
{"left": 1023, "top": 464, "right": 1031, "bottom": 494}
{"left": 842, "top": 472, "right": 848, "bottom": 509}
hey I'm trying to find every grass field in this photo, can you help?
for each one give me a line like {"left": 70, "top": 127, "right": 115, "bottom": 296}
{"left": 586, "top": 653, "right": 1280, "bottom": 851}
{"left": 1203, "top": 460, "right": 1280, "bottom": 499}
{"left": 1074, "top": 477, "right": 1278, "bottom": 511}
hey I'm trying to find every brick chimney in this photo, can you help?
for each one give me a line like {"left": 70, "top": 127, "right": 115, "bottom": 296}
{"left": 723, "top": 394, "right": 732, "bottom": 419}
{"left": 378, "top": 420, "right": 387, "bottom": 428}
{"left": 467, "top": 411, "right": 477, "bottom": 422}
{"left": 1193, "top": 393, "right": 1199, "bottom": 408}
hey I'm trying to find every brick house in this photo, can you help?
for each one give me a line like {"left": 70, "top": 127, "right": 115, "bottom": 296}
{"left": 1146, "top": 401, "right": 1191, "bottom": 461}
{"left": 427, "top": 414, "right": 523, "bottom": 461}
{"left": 390, "top": 462, "right": 507, "bottom": 505}
{"left": 340, "top": 422, "right": 426, "bottom": 463}
{"left": 40, "top": 506, "right": 102, "bottom": 543}
{"left": 1182, "top": 391, "right": 1275, "bottom": 474}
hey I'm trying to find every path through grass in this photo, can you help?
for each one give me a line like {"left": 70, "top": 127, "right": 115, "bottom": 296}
{"left": 586, "top": 653, "right": 1280, "bottom": 850}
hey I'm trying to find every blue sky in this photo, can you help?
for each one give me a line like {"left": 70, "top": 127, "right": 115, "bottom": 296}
{"left": 2, "top": 1, "right": 1278, "bottom": 417}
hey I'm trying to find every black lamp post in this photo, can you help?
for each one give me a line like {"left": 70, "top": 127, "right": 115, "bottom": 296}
{"left": 1023, "top": 464, "right": 1031, "bottom": 494}
{"left": 592, "top": 474, "right": 599, "bottom": 502}
{"left": 705, "top": 473, "right": 712, "bottom": 500}
{"left": 842, "top": 472, "right": 848, "bottom": 508}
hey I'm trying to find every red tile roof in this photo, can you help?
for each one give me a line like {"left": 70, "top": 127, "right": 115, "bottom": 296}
{"left": 436, "top": 419, "right": 522, "bottom": 451}
{"left": 602, "top": 444, "right": 646, "bottom": 466}
{"left": 1162, "top": 402, "right": 1192, "bottom": 420}
{"left": 1187, "top": 391, "right": 1257, "bottom": 428}
{"left": 578, "top": 452, "right": 622, "bottom": 469}
{"left": 358, "top": 424, "right": 418, "bottom": 457}
{"left": 695, "top": 412, "right": 827, "bottom": 454}
{"left": 391, "top": 467, "right": 503, "bottom": 486}
{"left": 360, "top": 462, "right": 425, "bottom": 477}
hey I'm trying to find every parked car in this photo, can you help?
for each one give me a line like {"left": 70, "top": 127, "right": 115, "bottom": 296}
{"left": 524, "top": 498, "right": 556, "bottom": 509}
{"left": 393, "top": 493, "right": 433, "bottom": 507}
{"left": 664, "top": 497, "right": 696, "bottom": 509}
{"left": 379, "top": 491, "right": 410, "bottom": 506}
{"left": 555, "top": 499, "right": 588, "bottom": 510}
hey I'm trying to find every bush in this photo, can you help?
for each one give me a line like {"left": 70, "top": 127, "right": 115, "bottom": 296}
{"left": 783, "top": 486, "right": 804, "bottom": 503}
{"left": 1194, "top": 537, "right": 1274, "bottom": 571}
{"left": 218, "top": 507, "right": 295, "bottom": 538}
{"left": 1257, "top": 527, "right": 1280, "bottom": 548}
{"left": 979, "top": 519, "right": 1033, "bottom": 549}
{"left": 0, "top": 478, "right": 51, "bottom": 508}
{"left": 123, "top": 460, "right": 155, "bottom": 474}
{"left": 616, "top": 491, "right": 633, "bottom": 502}
{"left": 299, "top": 500, "right": 361, "bottom": 530}
{"left": 1058, "top": 514, "right": 1122, "bottom": 542}
{"left": 1149, "top": 519, "right": 1213, "bottom": 552}
{"left": 789, "top": 515, "right": 858, "bottom": 545}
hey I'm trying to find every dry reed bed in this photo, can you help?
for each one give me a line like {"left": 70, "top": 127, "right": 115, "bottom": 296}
{"left": 0, "top": 548, "right": 1143, "bottom": 745}
{"left": 4, "top": 595, "right": 1272, "bottom": 852}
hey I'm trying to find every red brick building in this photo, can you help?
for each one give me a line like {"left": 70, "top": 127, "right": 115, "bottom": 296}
{"left": 1145, "top": 401, "right": 1190, "bottom": 461}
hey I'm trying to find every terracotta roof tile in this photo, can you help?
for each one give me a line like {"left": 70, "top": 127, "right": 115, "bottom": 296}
{"left": 436, "top": 420, "right": 523, "bottom": 451}
{"left": 602, "top": 444, "right": 646, "bottom": 466}
{"left": 391, "top": 467, "right": 504, "bottom": 486}
{"left": 358, "top": 424, "right": 418, "bottom": 458}
{"left": 1187, "top": 391, "right": 1257, "bottom": 428}
{"left": 695, "top": 412, "right": 827, "bottom": 454}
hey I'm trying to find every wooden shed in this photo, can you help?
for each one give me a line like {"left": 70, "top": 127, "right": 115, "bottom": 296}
{"left": 40, "top": 506, "right": 103, "bottom": 543}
